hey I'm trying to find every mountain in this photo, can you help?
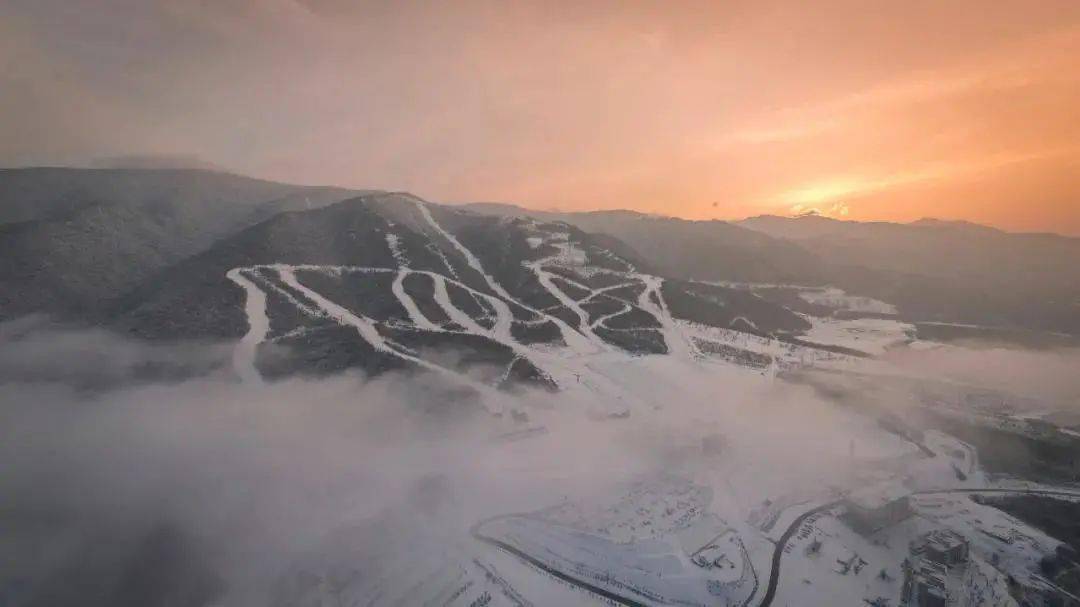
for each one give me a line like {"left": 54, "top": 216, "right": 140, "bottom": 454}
{"left": 739, "top": 214, "right": 1080, "bottom": 290}
{"left": 466, "top": 205, "right": 1080, "bottom": 336}
{"left": 466, "top": 203, "right": 825, "bottom": 285}
{"left": 0, "top": 169, "right": 820, "bottom": 391}
{"left": 112, "top": 192, "right": 807, "bottom": 386}
{"left": 0, "top": 168, "right": 359, "bottom": 321}
{"left": 86, "top": 154, "right": 226, "bottom": 172}
{"left": 4, "top": 167, "right": 1078, "bottom": 392}
{"left": 738, "top": 214, "right": 1080, "bottom": 335}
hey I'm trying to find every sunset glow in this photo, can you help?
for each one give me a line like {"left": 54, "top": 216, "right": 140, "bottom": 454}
{"left": 2, "top": 1, "right": 1078, "bottom": 233}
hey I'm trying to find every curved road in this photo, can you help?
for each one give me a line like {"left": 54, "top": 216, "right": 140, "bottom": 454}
{"left": 755, "top": 500, "right": 842, "bottom": 607}
{"left": 470, "top": 516, "right": 652, "bottom": 607}
{"left": 756, "top": 487, "right": 1080, "bottom": 607}
{"left": 471, "top": 488, "right": 1080, "bottom": 607}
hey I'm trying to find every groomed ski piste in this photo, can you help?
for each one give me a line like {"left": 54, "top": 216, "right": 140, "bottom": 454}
{"left": 225, "top": 199, "right": 1080, "bottom": 607}
{"left": 224, "top": 197, "right": 828, "bottom": 415}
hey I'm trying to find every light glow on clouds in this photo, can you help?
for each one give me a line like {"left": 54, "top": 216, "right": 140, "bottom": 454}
{"left": 1, "top": 1, "right": 1078, "bottom": 233}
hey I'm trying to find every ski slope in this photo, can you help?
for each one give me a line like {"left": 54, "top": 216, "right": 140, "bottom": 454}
{"left": 225, "top": 268, "right": 269, "bottom": 385}
{"left": 224, "top": 200, "right": 855, "bottom": 413}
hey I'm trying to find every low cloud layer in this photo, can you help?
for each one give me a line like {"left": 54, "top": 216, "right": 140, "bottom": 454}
{"left": 2, "top": 318, "right": 1077, "bottom": 605}
{"left": 882, "top": 343, "right": 1080, "bottom": 407}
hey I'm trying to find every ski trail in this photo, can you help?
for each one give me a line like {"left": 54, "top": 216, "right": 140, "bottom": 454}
{"left": 426, "top": 272, "right": 573, "bottom": 389}
{"left": 549, "top": 272, "right": 592, "bottom": 296}
{"left": 237, "top": 262, "right": 643, "bottom": 407}
{"left": 414, "top": 270, "right": 514, "bottom": 344}
{"left": 402, "top": 208, "right": 629, "bottom": 400}
{"left": 530, "top": 264, "right": 607, "bottom": 347}
{"left": 432, "top": 273, "right": 488, "bottom": 335}
{"left": 247, "top": 267, "right": 322, "bottom": 317}
{"left": 277, "top": 265, "right": 399, "bottom": 352}
{"left": 415, "top": 200, "right": 515, "bottom": 301}
{"left": 274, "top": 265, "right": 503, "bottom": 409}
{"left": 426, "top": 243, "right": 459, "bottom": 280}
{"left": 636, "top": 274, "right": 700, "bottom": 360}
{"left": 579, "top": 281, "right": 637, "bottom": 304}
{"left": 226, "top": 268, "right": 269, "bottom": 384}
{"left": 591, "top": 302, "right": 632, "bottom": 329}
{"left": 392, "top": 269, "right": 443, "bottom": 332}
{"left": 413, "top": 198, "right": 600, "bottom": 355}
{"left": 424, "top": 268, "right": 617, "bottom": 396}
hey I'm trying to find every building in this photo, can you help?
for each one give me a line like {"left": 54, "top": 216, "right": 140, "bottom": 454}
{"left": 843, "top": 483, "right": 912, "bottom": 534}
{"left": 913, "top": 529, "right": 970, "bottom": 567}
{"left": 902, "top": 558, "right": 949, "bottom": 607}
{"left": 902, "top": 530, "right": 971, "bottom": 606}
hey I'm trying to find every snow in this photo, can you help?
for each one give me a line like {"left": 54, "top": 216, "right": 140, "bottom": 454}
{"left": 960, "top": 555, "right": 1021, "bottom": 607}
{"left": 800, "top": 316, "right": 915, "bottom": 356}
{"left": 273, "top": 264, "right": 505, "bottom": 409}
{"left": 224, "top": 250, "right": 1080, "bottom": 606}
{"left": 528, "top": 262, "right": 607, "bottom": 347}
{"left": 217, "top": 202, "right": 1080, "bottom": 607}
{"left": 390, "top": 270, "right": 442, "bottom": 332}
{"left": 416, "top": 200, "right": 516, "bottom": 303}
{"left": 384, "top": 231, "right": 409, "bottom": 266}
{"left": 591, "top": 302, "right": 632, "bottom": 329}
{"left": 846, "top": 481, "right": 910, "bottom": 511}
{"left": 798, "top": 288, "right": 898, "bottom": 315}
{"left": 416, "top": 200, "right": 601, "bottom": 356}
{"left": 634, "top": 273, "right": 700, "bottom": 360}
{"left": 225, "top": 268, "right": 269, "bottom": 384}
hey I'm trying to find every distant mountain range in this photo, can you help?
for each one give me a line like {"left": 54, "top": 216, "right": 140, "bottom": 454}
{"left": 470, "top": 203, "right": 1080, "bottom": 335}
{"left": 2, "top": 167, "right": 1077, "bottom": 386}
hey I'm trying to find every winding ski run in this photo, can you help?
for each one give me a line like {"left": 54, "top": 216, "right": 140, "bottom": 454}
{"left": 226, "top": 200, "right": 701, "bottom": 411}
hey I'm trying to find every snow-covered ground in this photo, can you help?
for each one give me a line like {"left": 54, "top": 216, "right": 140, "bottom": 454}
{"left": 798, "top": 287, "right": 898, "bottom": 316}
{"left": 217, "top": 203, "right": 1080, "bottom": 607}
{"left": 225, "top": 267, "right": 269, "bottom": 385}
{"left": 800, "top": 316, "right": 915, "bottom": 356}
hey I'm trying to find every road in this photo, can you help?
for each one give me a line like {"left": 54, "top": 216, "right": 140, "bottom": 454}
{"left": 472, "top": 488, "right": 1080, "bottom": 607}
{"left": 470, "top": 516, "right": 653, "bottom": 607}
{"left": 754, "top": 500, "right": 842, "bottom": 607}
{"left": 755, "top": 487, "right": 1080, "bottom": 607}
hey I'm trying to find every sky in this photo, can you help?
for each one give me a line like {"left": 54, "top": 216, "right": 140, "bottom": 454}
{"left": 1, "top": 0, "right": 1078, "bottom": 234}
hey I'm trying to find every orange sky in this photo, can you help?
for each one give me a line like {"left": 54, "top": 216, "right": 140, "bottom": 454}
{"left": 2, "top": 1, "right": 1079, "bottom": 233}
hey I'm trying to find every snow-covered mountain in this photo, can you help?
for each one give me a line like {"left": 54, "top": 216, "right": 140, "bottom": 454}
{"left": 113, "top": 191, "right": 811, "bottom": 394}
{"left": 4, "top": 168, "right": 1078, "bottom": 393}
{"left": 0, "top": 168, "right": 359, "bottom": 321}
{"left": 5, "top": 168, "right": 1080, "bottom": 607}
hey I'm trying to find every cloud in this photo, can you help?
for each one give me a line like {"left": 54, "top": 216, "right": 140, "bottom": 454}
{"left": 4, "top": 301, "right": 1080, "bottom": 605}
{"left": 882, "top": 344, "right": 1080, "bottom": 407}
{"left": 2, "top": 2, "right": 1079, "bottom": 232}
{"left": 0, "top": 318, "right": 902, "bottom": 605}
{"left": 771, "top": 148, "right": 1073, "bottom": 216}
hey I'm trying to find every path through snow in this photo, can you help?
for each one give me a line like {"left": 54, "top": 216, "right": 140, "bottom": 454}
{"left": 225, "top": 268, "right": 269, "bottom": 384}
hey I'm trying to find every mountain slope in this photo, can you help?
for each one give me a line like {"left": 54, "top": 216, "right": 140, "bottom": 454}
{"left": 111, "top": 193, "right": 806, "bottom": 389}
{"left": 0, "top": 168, "right": 359, "bottom": 320}
{"left": 468, "top": 204, "right": 1080, "bottom": 335}
{"left": 739, "top": 214, "right": 1080, "bottom": 334}
{"left": 466, "top": 203, "right": 825, "bottom": 285}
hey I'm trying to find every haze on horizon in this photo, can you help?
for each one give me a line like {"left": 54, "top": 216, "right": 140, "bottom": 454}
{"left": 2, "top": 0, "right": 1078, "bottom": 234}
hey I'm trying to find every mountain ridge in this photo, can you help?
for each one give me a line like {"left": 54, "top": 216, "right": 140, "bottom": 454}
{"left": 2, "top": 167, "right": 1078, "bottom": 390}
